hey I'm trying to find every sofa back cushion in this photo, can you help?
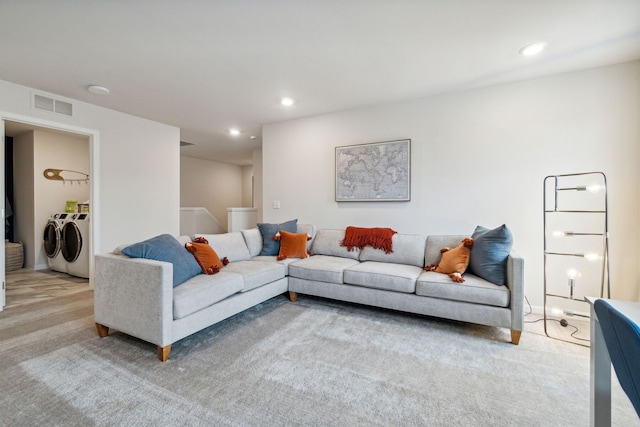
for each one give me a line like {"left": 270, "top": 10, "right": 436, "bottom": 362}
{"left": 257, "top": 219, "right": 298, "bottom": 255}
{"left": 241, "top": 228, "right": 263, "bottom": 258}
{"left": 175, "top": 235, "right": 193, "bottom": 246}
{"left": 242, "top": 224, "right": 317, "bottom": 258}
{"left": 359, "top": 233, "right": 426, "bottom": 267}
{"left": 425, "top": 235, "right": 469, "bottom": 266}
{"left": 195, "top": 231, "right": 251, "bottom": 262}
{"left": 297, "top": 224, "right": 317, "bottom": 252}
{"left": 311, "top": 229, "right": 360, "bottom": 260}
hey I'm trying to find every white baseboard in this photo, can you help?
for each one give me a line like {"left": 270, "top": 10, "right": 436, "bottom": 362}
{"left": 526, "top": 301, "right": 589, "bottom": 319}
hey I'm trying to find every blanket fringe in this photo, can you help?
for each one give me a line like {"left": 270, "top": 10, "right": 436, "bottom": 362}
{"left": 340, "top": 226, "right": 397, "bottom": 254}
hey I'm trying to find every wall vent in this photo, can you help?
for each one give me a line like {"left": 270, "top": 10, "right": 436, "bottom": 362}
{"left": 55, "top": 100, "right": 73, "bottom": 116}
{"left": 32, "top": 93, "right": 73, "bottom": 116}
{"left": 34, "top": 94, "right": 54, "bottom": 112}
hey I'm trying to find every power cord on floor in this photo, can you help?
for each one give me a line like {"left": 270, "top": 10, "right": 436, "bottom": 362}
{"left": 523, "top": 295, "right": 590, "bottom": 344}
{"left": 524, "top": 295, "right": 533, "bottom": 317}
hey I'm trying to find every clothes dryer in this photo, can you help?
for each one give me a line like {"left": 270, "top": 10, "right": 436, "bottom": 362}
{"left": 62, "top": 213, "right": 90, "bottom": 278}
{"left": 43, "top": 213, "right": 69, "bottom": 273}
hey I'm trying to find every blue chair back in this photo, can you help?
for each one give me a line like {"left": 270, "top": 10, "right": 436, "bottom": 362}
{"left": 594, "top": 299, "right": 640, "bottom": 417}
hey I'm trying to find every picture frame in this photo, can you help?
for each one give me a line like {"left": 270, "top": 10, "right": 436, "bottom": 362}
{"left": 335, "top": 139, "right": 410, "bottom": 202}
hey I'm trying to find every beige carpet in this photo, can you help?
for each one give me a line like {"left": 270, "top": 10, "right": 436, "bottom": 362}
{"left": 0, "top": 290, "right": 638, "bottom": 426}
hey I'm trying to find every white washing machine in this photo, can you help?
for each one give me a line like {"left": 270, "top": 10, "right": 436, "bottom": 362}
{"left": 43, "top": 213, "right": 70, "bottom": 273}
{"left": 62, "top": 213, "right": 90, "bottom": 278}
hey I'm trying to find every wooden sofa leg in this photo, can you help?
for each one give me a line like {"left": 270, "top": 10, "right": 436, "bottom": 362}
{"left": 288, "top": 291, "right": 297, "bottom": 302}
{"left": 95, "top": 323, "right": 109, "bottom": 338}
{"left": 511, "top": 330, "right": 522, "bottom": 345}
{"left": 158, "top": 345, "right": 171, "bottom": 362}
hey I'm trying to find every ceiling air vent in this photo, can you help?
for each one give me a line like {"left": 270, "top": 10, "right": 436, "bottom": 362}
{"left": 32, "top": 93, "right": 73, "bottom": 116}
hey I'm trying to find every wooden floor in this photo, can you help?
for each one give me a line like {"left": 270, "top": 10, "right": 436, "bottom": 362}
{"left": 4, "top": 268, "right": 89, "bottom": 310}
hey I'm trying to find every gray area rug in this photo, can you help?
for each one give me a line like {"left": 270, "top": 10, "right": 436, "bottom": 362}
{"left": 1, "top": 290, "right": 638, "bottom": 426}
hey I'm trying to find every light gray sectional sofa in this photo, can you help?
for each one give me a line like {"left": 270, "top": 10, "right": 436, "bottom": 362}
{"left": 288, "top": 229, "right": 524, "bottom": 346}
{"left": 94, "top": 225, "right": 524, "bottom": 361}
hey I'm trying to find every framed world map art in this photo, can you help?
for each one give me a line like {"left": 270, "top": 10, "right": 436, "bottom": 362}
{"left": 335, "top": 139, "right": 410, "bottom": 202}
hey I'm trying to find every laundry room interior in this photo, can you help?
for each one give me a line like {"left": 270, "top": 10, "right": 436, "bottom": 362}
{"left": 4, "top": 121, "right": 91, "bottom": 308}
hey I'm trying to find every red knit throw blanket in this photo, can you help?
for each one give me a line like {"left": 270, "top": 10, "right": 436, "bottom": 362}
{"left": 340, "top": 226, "right": 397, "bottom": 254}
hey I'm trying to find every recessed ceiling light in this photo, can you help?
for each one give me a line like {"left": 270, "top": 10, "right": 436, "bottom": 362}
{"left": 519, "top": 42, "right": 546, "bottom": 56}
{"left": 87, "top": 85, "right": 110, "bottom": 95}
{"left": 229, "top": 128, "right": 240, "bottom": 136}
{"left": 280, "top": 97, "right": 294, "bottom": 106}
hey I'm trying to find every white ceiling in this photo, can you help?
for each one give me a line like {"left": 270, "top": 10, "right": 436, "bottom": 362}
{"left": 1, "top": 1, "right": 639, "bottom": 166}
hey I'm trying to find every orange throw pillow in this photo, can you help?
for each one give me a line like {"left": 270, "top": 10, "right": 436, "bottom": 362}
{"left": 435, "top": 240, "right": 472, "bottom": 275}
{"left": 277, "top": 230, "right": 310, "bottom": 261}
{"left": 185, "top": 237, "right": 224, "bottom": 274}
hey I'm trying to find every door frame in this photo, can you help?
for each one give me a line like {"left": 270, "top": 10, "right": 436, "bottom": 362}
{"left": 0, "top": 111, "right": 100, "bottom": 311}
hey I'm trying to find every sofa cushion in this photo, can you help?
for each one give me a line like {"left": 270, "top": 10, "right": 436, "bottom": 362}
{"left": 175, "top": 235, "right": 193, "bottom": 246}
{"left": 173, "top": 272, "right": 244, "bottom": 319}
{"left": 241, "top": 228, "right": 263, "bottom": 258}
{"left": 311, "top": 229, "right": 360, "bottom": 260}
{"left": 115, "top": 235, "right": 193, "bottom": 256}
{"left": 222, "top": 260, "right": 286, "bottom": 292}
{"left": 359, "top": 233, "right": 426, "bottom": 267}
{"left": 344, "top": 261, "right": 422, "bottom": 293}
{"left": 257, "top": 219, "right": 298, "bottom": 256}
{"left": 121, "top": 234, "right": 201, "bottom": 287}
{"left": 424, "top": 235, "right": 468, "bottom": 266}
{"left": 415, "top": 271, "right": 510, "bottom": 307}
{"left": 434, "top": 238, "right": 472, "bottom": 275}
{"left": 185, "top": 239, "right": 225, "bottom": 274}
{"left": 289, "top": 255, "right": 360, "bottom": 284}
{"left": 250, "top": 255, "right": 299, "bottom": 275}
{"left": 468, "top": 225, "right": 513, "bottom": 286}
{"left": 297, "top": 224, "right": 317, "bottom": 252}
{"left": 195, "top": 232, "right": 251, "bottom": 262}
{"left": 243, "top": 224, "right": 316, "bottom": 259}
{"left": 278, "top": 230, "right": 310, "bottom": 260}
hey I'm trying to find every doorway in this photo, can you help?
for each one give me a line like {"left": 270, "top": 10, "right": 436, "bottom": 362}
{"left": 1, "top": 115, "right": 99, "bottom": 311}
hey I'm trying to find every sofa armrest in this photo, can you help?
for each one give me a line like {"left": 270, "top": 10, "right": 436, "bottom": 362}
{"left": 506, "top": 250, "right": 525, "bottom": 331}
{"left": 94, "top": 254, "right": 174, "bottom": 347}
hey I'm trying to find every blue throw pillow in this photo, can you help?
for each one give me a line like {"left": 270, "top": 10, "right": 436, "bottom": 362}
{"left": 121, "top": 234, "right": 201, "bottom": 287}
{"left": 468, "top": 224, "right": 513, "bottom": 286}
{"left": 257, "top": 219, "right": 298, "bottom": 256}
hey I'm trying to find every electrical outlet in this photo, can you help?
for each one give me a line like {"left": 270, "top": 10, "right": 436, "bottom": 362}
{"left": 272, "top": 201, "right": 280, "bottom": 209}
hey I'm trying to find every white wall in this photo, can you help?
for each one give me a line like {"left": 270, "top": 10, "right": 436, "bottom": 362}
{"left": 241, "top": 165, "right": 253, "bottom": 208}
{"left": 180, "top": 156, "right": 244, "bottom": 231}
{"left": 13, "top": 129, "right": 89, "bottom": 269}
{"left": 263, "top": 61, "right": 640, "bottom": 307}
{"left": 1, "top": 79, "right": 181, "bottom": 257}
{"left": 12, "top": 132, "right": 35, "bottom": 267}
{"left": 252, "top": 148, "right": 263, "bottom": 223}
